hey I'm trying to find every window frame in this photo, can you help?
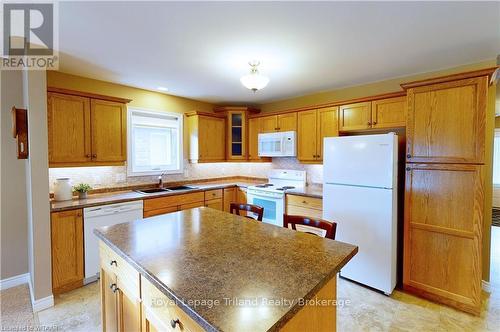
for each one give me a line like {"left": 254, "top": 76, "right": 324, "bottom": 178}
{"left": 127, "top": 107, "right": 183, "bottom": 177}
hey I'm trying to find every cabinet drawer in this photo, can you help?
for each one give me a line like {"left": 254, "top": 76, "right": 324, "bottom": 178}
{"left": 205, "top": 198, "right": 223, "bottom": 210}
{"left": 287, "top": 195, "right": 322, "bottom": 210}
{"left": 141, "top": 276, "right": 203, "bottom": 332}
{"left": 204, "top": 189, "right": 223, "bottom": 200}
{"left": 99, "top": 241, "right": 140, "bottom": 299}
{"left": 144, "top": 192, "right": 205, "bottom": 212}
{"left": 286, "top": 205, "right": 323, "bottom": 219}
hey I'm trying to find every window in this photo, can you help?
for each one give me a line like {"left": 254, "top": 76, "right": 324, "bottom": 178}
{"left": 494, "top": 129, "right": 500, "bottom": 185}
{"left": 128, "top": 108, "right": 182, "bottom": 176}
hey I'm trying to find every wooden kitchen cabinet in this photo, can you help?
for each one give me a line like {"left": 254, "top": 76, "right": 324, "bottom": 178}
{"left": 143, "top": 192, "right": 205, "bottom": 217}
{"left": 297, "top": 107, "right": 338, "bottom": 162}
{"left": 90, "top": 99, "right": 127, "bottom": 163}
{"left": 99, "top": 242, "right": 141, "bottom": 332}
{"left": 403, "top": 163, "right": 483, "bottom": 315}
{"left": 47, "top": 93, "right": 91, "bottom": 165}
{"left": 339, "top": 102, "right": 371, "bottom": 131}
{"left": 258, "top": 113, "right": 297, "bottom": 133}
{"left": 371, "top": 96, "right": 406, "bottom": 129}
{"left": 51, "top": 209, "right": 84, "bottom": 294}
{"left": 339, "top": 96, "right": 406, "bottom": 132}
{"left": 186, "top": 111, "right": 226, "bottom": 163}
{"left": 406, "top": 77, "right": 487, "bottom": 164}
{"left": 286, "top": 194, "right": 323, "bottom": 219}
{"left": 47, "top": 89, "right": 130, "bottom": 167}
{"left": 223, "top": 187, "right": 236, "bottom": 212}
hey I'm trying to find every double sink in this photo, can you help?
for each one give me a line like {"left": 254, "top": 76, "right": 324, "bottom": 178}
{"left": 134, "top": 185, "right": 198, "bottom": 195}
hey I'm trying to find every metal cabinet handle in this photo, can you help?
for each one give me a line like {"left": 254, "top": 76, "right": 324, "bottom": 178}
{"left": 109, "top": 283, "right": 119, "bottom": 293}
{"left": 373, "top": 121, "right": 377, "bottom": 125}
{"left": 85, "top": 154, "right": 91, "bottom": 158}
{"left": 170, "top": 319, "right": 180, "bottom": 328}
{"left": 110, "top": 260, "right": 117, "bottom": 267}
{"left": 92, "top": 154, "right": 97, "bottom": 158}
{"left": 367, "top": 122, "right": 372, "bottom": 126}
{"left": 302, "top": 200, "right": 307, "bottom": 204}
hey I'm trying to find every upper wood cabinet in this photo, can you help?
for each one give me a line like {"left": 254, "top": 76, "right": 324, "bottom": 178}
{"left": 47, "top": 88, "right": 130, "bottom": 167}
{"left": 186, "top": 111, "right": 226, "bottom": 163}
{"left": 406, "top": 77, "right": 487, "bottom": 164}
{"left": 51, "top": 209, "right": 83, "bottom": 294}
{"left": 371, "top": 96, "right": 406, "bottom": 129}
{"left": 248, "top": 118, "right": 260, "bottom": 161}
{"left": 48, "top": 93, "right": 91, "bottom": 164}
{"left": 259, "top": 113, "right": 297, "bottom": 133}
{"left": 339, "top": 96, "right": 406, "bottom": 132}
{"left": 226, "top": 110, "right": 247, "bottom": 160}
{"left": 339, "top": 102, "right": 372, "bottom": 131}
{"left": 297, "top": 107, "right": 338, "bottom": 162}
{"left": 90, "top": 99, "right": 127, "bottom": 162}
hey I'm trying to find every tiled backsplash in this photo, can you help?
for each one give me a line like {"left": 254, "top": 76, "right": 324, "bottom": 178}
{"left": 48, "top": 158, "right": 324, "bottom": 191}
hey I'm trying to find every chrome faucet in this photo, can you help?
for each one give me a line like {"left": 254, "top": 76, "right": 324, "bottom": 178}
{"left": 158, "top": 171, "right": 167, "bottom": 188}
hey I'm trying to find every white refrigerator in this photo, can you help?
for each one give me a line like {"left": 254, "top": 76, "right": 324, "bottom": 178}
{"left": 323, "top": 133, "right": 398, "bottom": 294}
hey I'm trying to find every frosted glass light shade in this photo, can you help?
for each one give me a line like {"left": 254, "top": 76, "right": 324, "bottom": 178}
{"left": 240, "top": 72, "right": 270, "bottom": 92}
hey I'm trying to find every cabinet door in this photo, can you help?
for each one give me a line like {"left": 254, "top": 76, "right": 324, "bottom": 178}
{"left": 403, "top": 163, "right": 483, "bottom": 315}
{"left": 406, "top": 77, "right": 487, "bottom": 163}
{"left": 371, "top": 96, "right": 406, "bottom": 129}
{"left": 199, "top": 116, "right": 226, "bottom": 161}
{"left": 227, "top": 111, "right": 246, "bottom": 160}
{"left": 297, "top": 110, "right": 317, "bottom": 162}
{"left": 101, "top": 267, "right": 118, "bottom": 332}
{"left": 248, "top": 118, "right": 260, "bottom": 160}
{"left": 117, "top": 279, "right": 141, "bottom": 332}
{"left": 51, "top": 209, "right": 84, "bottom": 294}
{"left": 205, "top": 199, "right": 223, "bottom": 210}
{"left": 237, "top": 187, "right": 247, "bottom": 204}
{"left": 47, "top": 93, "right": 91, "bottom": 165}
{"left": 223, "top": 187, "right": 236, "bottom": 212}
{"left": 259, "top": 115, "right": 278, "bottom": 133}
{"left": 277, "top": 113, "right": 297, "bottom": 132}
{"left": 316, "top": 107, "right": 338, "bottom": 160}
{"left": 339, "top": 102, "right": 371, "bottom": 131}
{"left": 90, "top": 99, "right": 127, "bottom": 162}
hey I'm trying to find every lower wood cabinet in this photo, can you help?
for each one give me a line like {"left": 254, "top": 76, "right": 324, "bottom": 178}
{"left": 100, "top": 242, "right": 141, "bottom": 332}
{"left": 403, "top": 163, "right": 483, "bottom": 315}
{"left": 51, "top": 209, "right": 84, "bottom": 294}
{"left": 286, "top": 195, "right": 323, "bottom": 219}
{"left": 223, "top": 187, "right": 236, "bottom": 212}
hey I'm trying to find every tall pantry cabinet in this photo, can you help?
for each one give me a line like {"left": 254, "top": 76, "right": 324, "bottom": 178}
{"left": 402, "top": 71, "right": 495, "bottom": 315}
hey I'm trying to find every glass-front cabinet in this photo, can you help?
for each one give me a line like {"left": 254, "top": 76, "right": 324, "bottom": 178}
{"left": 214, "top": 106, "right": 260, "bottom": 161}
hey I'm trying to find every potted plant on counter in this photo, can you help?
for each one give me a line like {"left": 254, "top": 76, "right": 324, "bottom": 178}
{"left": 73, "top": 183, "right": 92, "bottom": 199}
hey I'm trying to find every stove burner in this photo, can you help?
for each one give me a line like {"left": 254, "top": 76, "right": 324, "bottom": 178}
{"left": 256, "top": 184, "right": 274, "bottom": 188}
{"left": 276, "top": 186, "right": 295, "bottom": 191}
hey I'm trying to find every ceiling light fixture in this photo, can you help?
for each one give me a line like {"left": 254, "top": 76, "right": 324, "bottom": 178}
{"left": 157, "top": 86, "right": 168, "bottom": 91}
{"left": 240, "top": 61, "right": 269, "bottom": 92}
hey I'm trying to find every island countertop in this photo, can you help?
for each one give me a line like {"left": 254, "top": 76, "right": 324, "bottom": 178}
{"left": 94, "top": 207, "right": 357, "bottom": 332}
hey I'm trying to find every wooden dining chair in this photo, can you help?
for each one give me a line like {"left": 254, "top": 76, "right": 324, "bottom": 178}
{"left": 230, "top": 203, "right": 264, "bottom": 221}
{"left": 283, "top": 214, "right": 337, "bottom": 240}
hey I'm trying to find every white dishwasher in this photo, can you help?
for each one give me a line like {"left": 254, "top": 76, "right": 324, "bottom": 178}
{"left": 83, "top": 200, "right": 143, "bottom": 284}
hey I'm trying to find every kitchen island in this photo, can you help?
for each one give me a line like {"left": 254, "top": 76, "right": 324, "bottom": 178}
{"left": 95, "top": 207, "right": 357, "bottom": 332}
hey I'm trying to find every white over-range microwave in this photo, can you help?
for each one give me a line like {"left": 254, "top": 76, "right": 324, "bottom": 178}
{"left": 258, "top": 131, "right": 296, "bottom": 157}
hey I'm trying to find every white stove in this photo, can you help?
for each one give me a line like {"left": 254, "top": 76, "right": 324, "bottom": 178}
{"left": 247, "top": 170, "right": 306, "bottom": 227}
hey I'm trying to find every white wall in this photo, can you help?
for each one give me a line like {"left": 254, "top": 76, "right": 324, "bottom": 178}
{"left": 0, "top": 70, "right": 29, "bottom": 280}
{"left": 23, "top": 70, "right": 52, "bottom": 306}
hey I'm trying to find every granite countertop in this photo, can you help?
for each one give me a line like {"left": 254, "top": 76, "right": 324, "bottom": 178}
{"left": 50, "top": 180, "right": 264, "bottom": 212}
{"left": 286, "top": 185, "right": 323, "bottom": 199}
{"left": 95, "top": 208, "right": 357, "bottom": 332}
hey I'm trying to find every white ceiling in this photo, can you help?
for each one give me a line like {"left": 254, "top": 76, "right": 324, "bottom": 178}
{"left": 58, "top": 1, "right": 500, "bottom": 104}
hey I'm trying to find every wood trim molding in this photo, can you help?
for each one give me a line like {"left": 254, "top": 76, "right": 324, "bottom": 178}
{"left": 248, "top": 91, "right": 406, "bottom": 118}
{"left": 400, "top": 67, "right": 499, "bottom": 90}
{"left": 184, "top": 110, "right": 226, "bottom": 118}
{"left": 47, "top": 87, "right": 132, "bottom": 104}
{"left": 213, "top": 106, "right": 260, "bottom": 114}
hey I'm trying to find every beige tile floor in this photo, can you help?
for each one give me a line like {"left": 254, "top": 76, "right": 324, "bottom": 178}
{"left": 2, "top": 226, "right": 500, "bottom": 331}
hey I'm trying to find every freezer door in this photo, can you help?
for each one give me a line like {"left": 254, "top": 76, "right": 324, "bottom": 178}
{"left": 323, "top": 183, "right": 397, "bottom": 294}
{"left": 323, "top": 133, "right": 397, "bottom": 188}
